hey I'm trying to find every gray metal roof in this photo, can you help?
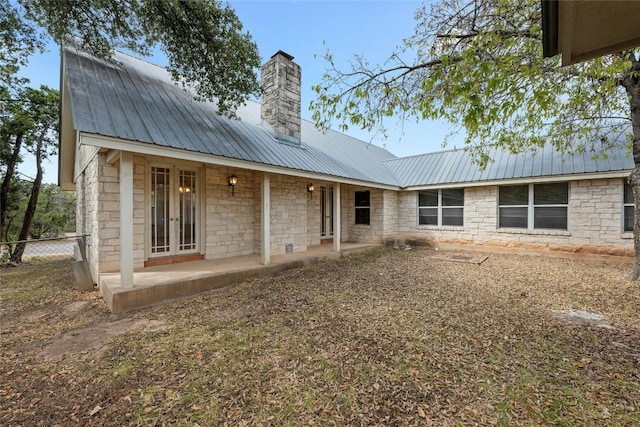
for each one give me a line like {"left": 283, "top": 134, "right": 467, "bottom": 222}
{"left": 63, "top": 45, "right": 634, "bottom": 190}
{"left": 63, "top": 46, "right": 400, "bottom": 186}
{"left": 383, "top": 144, "right": 633, "bottom": 188}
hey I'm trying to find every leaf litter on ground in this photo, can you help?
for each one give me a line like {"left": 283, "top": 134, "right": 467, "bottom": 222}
{"left": 1, "top": 248, "right": 640, "bottom": 426}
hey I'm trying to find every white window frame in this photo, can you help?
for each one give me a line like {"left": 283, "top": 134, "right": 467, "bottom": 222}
{"left": 623, "top": 180, "right": 634, "bottom": 233}
{"left": 418, "top": 188, "right": 464, "bottom": 227}
{"left": 498, "top": 182, "right": 569, "bottom": 230}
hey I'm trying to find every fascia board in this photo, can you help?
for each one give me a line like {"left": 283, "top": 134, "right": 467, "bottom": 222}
{"left": 79, "top": 132, "right": 401, "bottom": 191}
{"left": 403, "top": 170, "right": 631, "bottom": 191}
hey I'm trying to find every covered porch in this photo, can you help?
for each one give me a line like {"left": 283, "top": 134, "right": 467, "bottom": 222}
{"left": 99, "top": 242, "right": 380, "bottom": 313}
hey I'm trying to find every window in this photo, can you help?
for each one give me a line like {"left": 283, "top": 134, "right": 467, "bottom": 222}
{"left": 624, "top": 180, "right": 634, "bottom": 232}
{"left": 498, "top": 182, "right": 568, "bottom": 230}
{"left": 355, "top": 191, "right": 370, "bottom": 225}
{"left": 418, "top": 189, "right": 464, "bottom": 226}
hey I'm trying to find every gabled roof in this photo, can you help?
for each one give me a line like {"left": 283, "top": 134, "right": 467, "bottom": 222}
{"left": 61, "top": 45, "right": 633, "bottom": 190}
{"left": 62, "top": 45, "right": 400, "bottom": 187}
{"left": 384, "top": 144, "right": 633, "bottom": 188}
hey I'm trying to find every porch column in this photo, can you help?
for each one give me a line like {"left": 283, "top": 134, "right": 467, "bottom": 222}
{"left": 261, "top": 173, "right": 271, "bottom": 265}
{"left": 333, "top": 183, "right": 341, "bottom": 252}
{"left": 120, "top": 151, "right": 134, "bottom": 288}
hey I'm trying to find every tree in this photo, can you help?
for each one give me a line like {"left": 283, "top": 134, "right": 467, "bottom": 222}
{"left": 9, "top": 85, "right": 58, "bottom": 263}
{"left": 0, "top": 0, "right": 45, "bottom": 89}
{"left": 29, "top": 183, "right": 76, "bottom": 239}
{"left": 0, "top": 177, "right": 30, "bottom": 242}
{"left": 310, "top": 0, "right": 640, "bottom": 279}
{"left": 0, "top": 85, "right": 58, "bottom": 261}
{"left": 18, "top": 0, "right": 261, "bottom": 114}
{"left": 0, "top": 85, "right": 37, "bottom": 242}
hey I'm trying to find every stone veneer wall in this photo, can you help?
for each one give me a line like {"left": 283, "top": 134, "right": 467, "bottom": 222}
{"left": 75, "top": 153, "right": 113, "bottom": 280}
{"left": 87, "top": 155, "right": 101, "bottom": 278}
{"left": 75, "top": 156, "right": 98, "bottom": 282}
{"left": 79, "top": 152, "right": 634, "bottom": 281}
{"left": 92, "top": 153, "right": 146, "bottom": 273}
{"left": 75, "top": 173, "right": 84, "bottom": 239}
{"left": 397, "top": 178, "right": 633, "bottom": 256}
{"left": 260, "top": 52, "right": 302, "bottom": 140}
{"left": 342, "top": 185, "right": 385, "bottom": 243}
{"left": 382, "top": 190, "right": 399, "bottom": 240}
{"left": 267, "top": 174, "right": 308, "bottom": 255}
{"left": 204, "top": 166, "right": 257, "bottom": 259}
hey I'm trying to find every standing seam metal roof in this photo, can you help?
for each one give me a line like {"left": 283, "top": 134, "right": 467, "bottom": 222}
{"left": 63, "top": 45, "right": 633, "bottom": 189}
{"left": 64, "top": 46, "right": 401, "bottom": 186}
{"left": 383, "top": 144, "right": 633, "bottom": 188}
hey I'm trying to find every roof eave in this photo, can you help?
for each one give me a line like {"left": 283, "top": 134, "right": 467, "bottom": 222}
{"left": 403, "top": 170, "right": 632, "bottom": 191}
{"left": 79, "top": 132, "right": 402, "bottom": 191}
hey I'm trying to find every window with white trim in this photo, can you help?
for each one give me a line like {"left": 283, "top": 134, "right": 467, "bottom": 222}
{"left": 498, "top": 182, "right": 568, "bottom": 230}
{"left": 624, "top": 180, "right": 634, "bottom": 232}
{"left": 418, "top": 189, "right": 464, "bottom": 226}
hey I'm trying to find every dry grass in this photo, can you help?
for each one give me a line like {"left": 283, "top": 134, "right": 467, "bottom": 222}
{"left": 1, "top": 248, "right": 640, "bottom": 426}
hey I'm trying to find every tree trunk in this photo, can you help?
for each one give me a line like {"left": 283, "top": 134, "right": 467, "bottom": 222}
{"left": 624, "top": 72, "right": 640, "bottom": 280}
{"left": 10, "top": 137, "right": 43, "bottom": 263}
{"left": 0, "top": 133, "right": 24, "bottom": 242}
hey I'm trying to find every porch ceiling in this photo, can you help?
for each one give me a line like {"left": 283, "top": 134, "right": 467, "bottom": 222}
{"left": 543, "top": 0, "right": 640, "bottom": 66}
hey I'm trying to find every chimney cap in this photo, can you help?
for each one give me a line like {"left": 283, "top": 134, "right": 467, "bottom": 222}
{"left": 271, "top": 50, "right": 294, "bottom": 61}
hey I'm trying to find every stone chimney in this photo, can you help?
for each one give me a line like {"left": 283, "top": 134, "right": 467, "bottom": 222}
{"left": 261, "top": 51, "right": 301, "bottom": 143}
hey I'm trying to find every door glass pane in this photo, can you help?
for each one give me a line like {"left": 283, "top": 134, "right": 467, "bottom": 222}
{"left": 329, "top": 187, "right": 334, "bottom": 236}
{"left": 179, "top": 170, "right": 197, "bottom": 251}
{"left": 321, "top": 186, "right": 335, "bottom": 237}
{"left": 321, "top": 186, "right": 327, "bottom": 237}
{"left": 151, "top": 167, "right": 170, "bottom": 253}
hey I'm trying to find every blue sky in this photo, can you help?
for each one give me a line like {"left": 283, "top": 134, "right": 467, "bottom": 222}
{"left": 19, "top": 0, "right": 460, "bottom": 183}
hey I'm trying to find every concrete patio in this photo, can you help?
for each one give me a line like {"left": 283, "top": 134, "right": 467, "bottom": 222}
{"left": 99, "top": 243, "right": 381, "bottom": 313}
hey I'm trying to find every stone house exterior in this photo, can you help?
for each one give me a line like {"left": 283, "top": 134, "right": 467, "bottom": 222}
{"left": 59, "top": 45, "right": 634, "bottom": 294}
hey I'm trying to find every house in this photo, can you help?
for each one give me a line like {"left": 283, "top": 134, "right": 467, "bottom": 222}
{"left": 59, "top": 45, "right": 634, "bottom": 312}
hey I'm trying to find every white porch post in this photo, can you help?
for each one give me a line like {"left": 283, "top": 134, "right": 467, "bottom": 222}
{"left": 261, "top": 173, "right": 271, "bottom": 265}
{"left": 119, "top": 151, "right": 134, "bottom": 288}
{"left": 333, "top": 183, "right": 341, "bottom": 252}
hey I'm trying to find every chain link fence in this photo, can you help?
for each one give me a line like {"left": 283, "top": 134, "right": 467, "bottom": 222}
{"left": 1, "top": 235, "right": 85, "bottom": 264}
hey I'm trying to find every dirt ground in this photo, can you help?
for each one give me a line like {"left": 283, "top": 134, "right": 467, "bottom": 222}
{"left": 1, "top": 248, "right": 640, "bottom": 426}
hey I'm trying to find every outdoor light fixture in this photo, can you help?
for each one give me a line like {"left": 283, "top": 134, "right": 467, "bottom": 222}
{"left": 228, "top": 174, "right": 238, "bottom": 196}
{"left": 307, "top": 182, "right": 315, "bottom": 198}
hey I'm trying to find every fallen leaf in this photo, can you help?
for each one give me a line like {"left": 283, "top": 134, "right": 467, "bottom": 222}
{"left": 417, "top": 406, "right": 426, "bottom": 418}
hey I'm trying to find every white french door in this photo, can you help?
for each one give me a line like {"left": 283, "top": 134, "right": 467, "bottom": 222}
{"left": 149, "top": 165, "right": 199, "bottom": 257}
{"left": 320, "top": 186, "right": 334, "bottom": 238}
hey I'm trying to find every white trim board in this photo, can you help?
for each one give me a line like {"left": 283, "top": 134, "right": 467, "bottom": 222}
{"left": 80, "top": 133, "right": 401, "bottom": 191}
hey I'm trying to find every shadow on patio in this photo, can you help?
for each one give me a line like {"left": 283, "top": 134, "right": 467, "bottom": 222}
{"left": 99, "top": 243, "right": 380, "bottom": 313}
